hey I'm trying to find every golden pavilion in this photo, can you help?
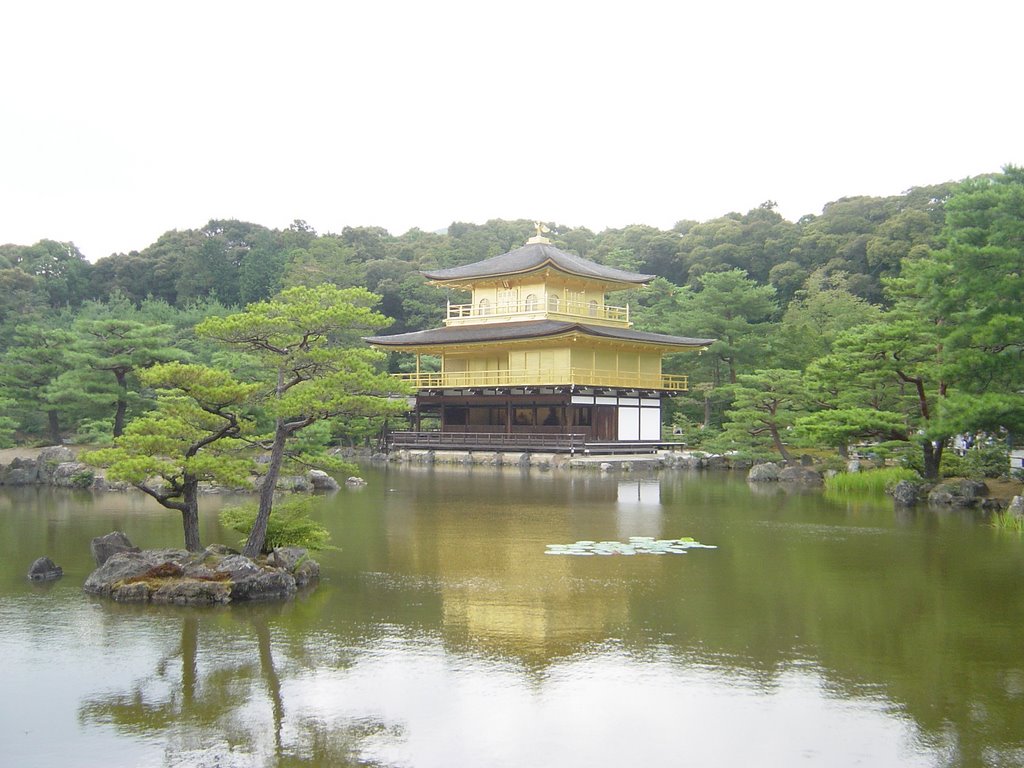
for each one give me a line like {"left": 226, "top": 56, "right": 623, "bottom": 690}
{"left": 365, "top": 228, "right": 713, "bottom": 452}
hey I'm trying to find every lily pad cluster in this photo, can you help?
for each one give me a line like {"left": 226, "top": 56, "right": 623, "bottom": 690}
{"left": 545, "top": 536, "right": 717, "bottom": 556}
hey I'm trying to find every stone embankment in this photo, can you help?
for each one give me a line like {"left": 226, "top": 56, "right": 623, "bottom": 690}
{"left": 745, "top": 461, "right": 824, "bottom": 485}
{"left": 381, "top": 448, "right": 757, "bottom": 472}
{"left": 84, "top": 531, "right": 319, "bottom": 605}
{"left": 0, "top": 446, "right": 343, "bottom": 493}
{"left": 888, "top": 478, "right": 1012, "bottom": 510}
{"left": 0, "top": 446, "right": 95, "bottom": 488}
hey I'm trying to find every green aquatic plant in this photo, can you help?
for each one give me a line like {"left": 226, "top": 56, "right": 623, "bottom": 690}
{"left": 824, "top": 467, "right": 919, "bottom": 495}
{"left": 545, "top": 537, "right": 717, "bottom": 556}
{"left": 991, "top": 512, "right": 1024, "bottom": 533}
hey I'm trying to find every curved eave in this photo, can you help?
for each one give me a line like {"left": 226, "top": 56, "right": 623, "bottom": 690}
{"left": 365, "top": 320, "right": 714, "bottom": 355}
{"left": 421, "top": 243, "right": 654, "bottom": 288}
{"left": 426, "top": 262, "right": 649, "bottom": 291}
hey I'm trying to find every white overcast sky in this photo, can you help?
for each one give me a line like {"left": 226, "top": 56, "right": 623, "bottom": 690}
{"left": 1, "top": 0, "right": 1020, "bottom": 261}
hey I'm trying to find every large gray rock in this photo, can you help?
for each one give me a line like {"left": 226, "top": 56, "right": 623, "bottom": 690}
{"left": 254, "top": 474, "right": 311, "bottom": 492}
{"left": 266, "top": 547, "right": 308, "bottom": 571}
{"left": 150, "top": 580, "right": 232, "bottom": 605}
{"left": 51, "top": 462, "right": 94, "bottom": 488}
{"left": 110, "top": 582, "right": 153, "bottom": 602}
{"left": 704, "top": 455, "right": 727, "bottom": 470}
{"left": 673, "top": 454, "right": 706, "bottom": 470}
{"left": 4, "top": 457, "right": 39, "bottom": 485}
{"left": 747, "top": 462, "right": 781, "bottom": 482}
{"left": 27, "top": 556, "right": 63, "bottom": 581}
{"left": 90, "top": 476, "right": 132, "bottom": 492}
{"left": 83, "top": 549, "right": 190, "bottom": 596}
{"left": 90, "top": 531, "right": 141, "bottom": 566}
{"left": 1008, "top": 496, "right": 1024, "bottom": 519}
{"left": 891, "top": 480, "right": 920, "bottom": 506}
{"left": 959, "top": 479, "right": 989, "bottom": 500}
{"left": 778, "top": 466, "right": 823, "bottom": 484}
{"left": 927, "top": 483, "right": 978, "bottom": 507}
{"left": 37, "top": 446, "right": 76, "bottom": 483}
{"left": 268, "top": 547, "right": 320, "bottom": 588}
{"left": 927, "top": 484, "right": 957, "bottom": 506}
{"left": 307, "top": 470, "right": 340, "bottom": 491}
{"left": 293, "top": 558, "right": 320, "bottom": 588}
{"left": 213, "top": 554, "right": 298, "bottom": 601}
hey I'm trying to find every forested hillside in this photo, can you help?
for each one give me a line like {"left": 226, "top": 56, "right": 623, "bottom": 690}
{"left": 1, "top": 169, "right": 1020, "bottom": 480}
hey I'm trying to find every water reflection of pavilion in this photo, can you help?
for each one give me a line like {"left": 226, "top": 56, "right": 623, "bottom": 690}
{"left": 385, "top": 474, "right": 667, "bottom": 657}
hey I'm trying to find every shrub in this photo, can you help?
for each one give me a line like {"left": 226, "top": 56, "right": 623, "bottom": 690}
{"left": 70, "top": 469, "right": 95, "bottom": 489}
{"left": 963, "top": 445, "right": 1010, "bottom": 479}
{"left": 939, "top": 452, "right": 967, "bottom": 478}
{"left": 219, "top": 498, "right": 335, "bottom": 554}
{"left": 820, "top": 455, "right": 849, "bottom": 473}
{"left": 72, "top": 419, "right": 114, "bottom": 446}
{"left": 940, "top": 444, "right": 1009, "bottom": 479}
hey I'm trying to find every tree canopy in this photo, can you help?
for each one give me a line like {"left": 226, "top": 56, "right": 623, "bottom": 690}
{"left": 196, "top": 285, "right": 408, "bottom": 556}
{"left": 2, "top": 167, "right": 1020, "bottom": 481}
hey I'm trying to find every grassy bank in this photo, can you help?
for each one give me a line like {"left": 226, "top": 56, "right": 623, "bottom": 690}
{"left": 824, "top": 467, "right": 919, "bottom": 495}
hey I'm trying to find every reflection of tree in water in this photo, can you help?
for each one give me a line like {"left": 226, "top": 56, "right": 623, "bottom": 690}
{"left": 78, "top": 607, "right": 389, "bottom": 767}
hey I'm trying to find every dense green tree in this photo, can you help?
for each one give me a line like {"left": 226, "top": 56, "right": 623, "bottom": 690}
{"left": 54, "top": 296, "right": 186, "bottom": 437}
{"left": 85, "top": 363, "right": 256, "bottom": 551}
{"left": 5, "top": 240, "right": 93, "bottom": 309}
{"left": 0, "top": 268, "right": 44, "bottom": 334}
{"left": 196, "top": 285, "right": 408, "bottom": 557}
{"left": 281, "top": 236, "right": 362, "bottom": 290}
{"left": 594, "top": 224, "right": 684, "bottom": 282}
{"left": 341, "top": 226, "right": 394, "bottom": 262}
{"left": 654, "top": 269, "right": 778, "bottom": 385}
{"left": 915, "top": 167, "right": 1024, "bottom": 402}
{"left": 769, "top": 269, "right": 881, "bottom": 369}
{"left": 0, "top": 394, "right": 16, "bottom": 447}
{"left": 806, "top": 291, "right": 948, "bottom": 478}
{"left": 89, "top": 250, "right": 179, "bottom": 305}
{"left": 789, "top": 184, "right": 954, "bottom": 305}
{"left": 0, "top": 319, "right": 74, "bottom": 442}
{"left": 794, "top": 408, "right": 908, "bottom": 458}
{"left": 446, "top": 220, "right": 538, "bottom": 266}
{"left": 680, "top": 204, "right": 800, "bottom": 286}
{"left": 717, "top": 368, "right": 807, "bottom": 460}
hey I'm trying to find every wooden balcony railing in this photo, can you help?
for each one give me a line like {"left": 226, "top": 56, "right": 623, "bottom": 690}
{"left": 393, "top": 368, "right": 688, "bottom": 391}
{"left": 389, "top": 430, "right": 587, "bottom": 452}
{"left": 446, "top": 298, "right": 630, "bottom": 326}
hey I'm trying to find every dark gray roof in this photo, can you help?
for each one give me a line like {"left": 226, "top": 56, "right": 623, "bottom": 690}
{"left": 422, "top": 242, "right": 653, "bottom": 285}
{"left": 366, "top": 320, "right": 714, "bottom": 349}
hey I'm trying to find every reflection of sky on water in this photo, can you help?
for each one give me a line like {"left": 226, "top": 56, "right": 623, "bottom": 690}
{"left": 1, "top": 595, "right": 942, "bottom": 768}
{"left": 615, "top": 480, "right": 662, "bottom": 538}
{"left": 288, "top": 637, "right": 937, "bottom": 768}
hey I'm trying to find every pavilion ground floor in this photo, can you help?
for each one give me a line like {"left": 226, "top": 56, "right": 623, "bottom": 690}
{"left": 386, "top": 387, "right": 674, "bottom": 454}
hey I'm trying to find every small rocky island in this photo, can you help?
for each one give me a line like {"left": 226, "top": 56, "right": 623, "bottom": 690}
{"left": 84, "top": 532, "right": 319, "bottom": 605}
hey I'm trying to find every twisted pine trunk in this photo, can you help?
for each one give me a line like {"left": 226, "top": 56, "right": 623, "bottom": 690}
{"left": 243, "top": 415, "right": 289, "bottom": 558}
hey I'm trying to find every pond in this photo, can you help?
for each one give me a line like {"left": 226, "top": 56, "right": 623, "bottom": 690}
{"left": 1, "top": 465, "right": 1023, "bottom": 767}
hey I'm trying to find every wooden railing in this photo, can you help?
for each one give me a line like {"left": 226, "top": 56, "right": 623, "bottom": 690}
{"left": 389, "top": 430, "right": 587, "bottom": 452}
{"left": 393, "top": 368, "right": 688, "bottom": 391}
{"left": 446, "top": 298, "right": 630, "bottom": 325}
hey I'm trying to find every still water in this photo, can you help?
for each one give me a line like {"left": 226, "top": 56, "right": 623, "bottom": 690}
{"left": 1, "top": 465, "right": 1023, "bottom": 768}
